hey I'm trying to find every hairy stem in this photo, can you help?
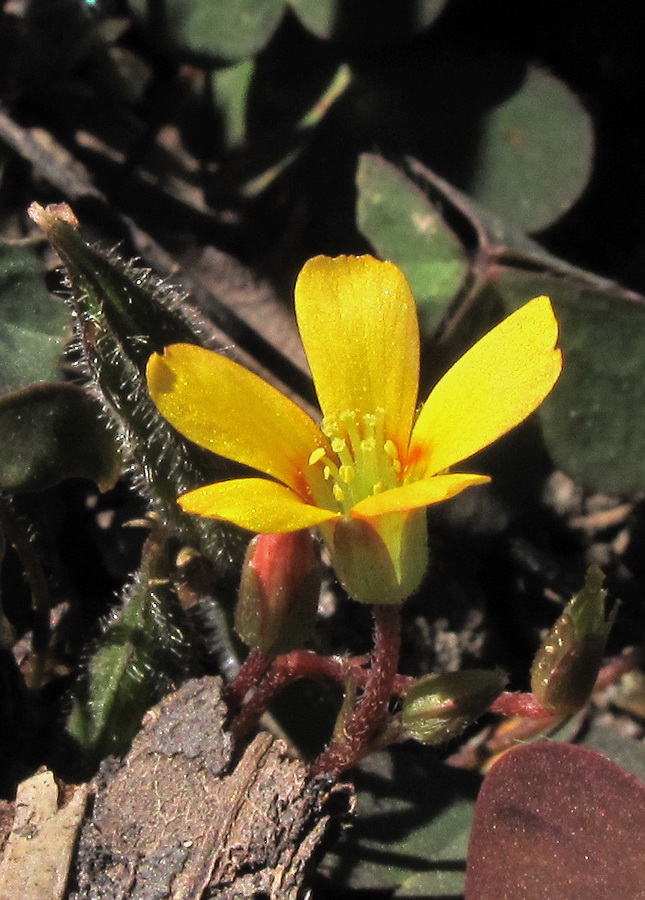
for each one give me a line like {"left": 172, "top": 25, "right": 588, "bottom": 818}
{"left": 311, "top": 603, "right": 401, "bottom": 775}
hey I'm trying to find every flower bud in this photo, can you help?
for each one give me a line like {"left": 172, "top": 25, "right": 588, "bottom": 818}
{"left": 531, "top": 565, "right": 616, "bottom": 716}
{"left": 235, "top": 531, "right": 321, "bottom": 656}
{"left": 402, "top": 669, "right": 507, "bottom": 745}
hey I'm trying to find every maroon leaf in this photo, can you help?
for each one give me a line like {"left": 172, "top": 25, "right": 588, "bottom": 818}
{"left": 466, "top": 741, "right": 645, "bottom": 899}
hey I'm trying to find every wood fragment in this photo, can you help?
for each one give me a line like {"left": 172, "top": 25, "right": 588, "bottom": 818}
{"left": 71, "top": 677, "right": 347, "bottom": 900}
{"left": 0, "top": 769, "right": 88, "bottom": 900}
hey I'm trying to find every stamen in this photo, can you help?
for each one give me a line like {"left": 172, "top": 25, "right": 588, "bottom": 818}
{"left": 384, "top": 439, "right": 398, "bottom": 460}
{"left": 339, "top": 464, "right": 355, "bottom": 484}
{"left": 384, "top": 439, "right": 402, "bottom": 474}
{"left": 373, "top": 409, "right": 385, "bottom": 448}
{"left": 309, "top": 447, "right": 326, "bottom": 465}
{"left": 341, "top": 410, "right": 362, "bottom": 456}
{"left": 308, "top": 408, "right": 404, "bottom": 514}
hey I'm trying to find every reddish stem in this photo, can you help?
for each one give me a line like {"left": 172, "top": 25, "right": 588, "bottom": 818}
{"left": 230, "top": 650, "right": 347, "bottom": 741}
{"left": 489, "top": 648, "right": 644, "bottom": 720}
{"left": 229, "top": 640, "right": 412, "bottom": 744}
{"left": 231, "top": 651, "right": 303, "bottom": 741}
{"left": 311, "top": 604, "right": 401, "bottom": 775}
{"left": 225, "top": 649, "right": 272, "bottom": 710}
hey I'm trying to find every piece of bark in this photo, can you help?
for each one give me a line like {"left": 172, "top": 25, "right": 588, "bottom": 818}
{"left": 0, "top": 769, "right": 88, "bottom": 900}
{"left": 71, "top": 677, "right": 346, "bottom": 900}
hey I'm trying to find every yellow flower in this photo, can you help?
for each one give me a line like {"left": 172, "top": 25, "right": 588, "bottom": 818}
{"left": 147, "top": 255, "right": 562, "bottom": 605}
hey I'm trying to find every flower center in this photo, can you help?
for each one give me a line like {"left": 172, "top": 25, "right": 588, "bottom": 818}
{"left": 308, "top": 408, "right": 402, "bottom": 514}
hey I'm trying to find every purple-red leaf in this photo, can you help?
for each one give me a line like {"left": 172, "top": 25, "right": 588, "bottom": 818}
{"left": 466, "top": 741, "right": 645, "bottom": 899}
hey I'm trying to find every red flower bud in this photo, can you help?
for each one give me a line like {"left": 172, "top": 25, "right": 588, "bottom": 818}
{"left": 235, "top": 531, "right": 321, "bottom": 656}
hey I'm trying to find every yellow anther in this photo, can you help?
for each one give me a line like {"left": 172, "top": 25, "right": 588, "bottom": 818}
{"left": 314, "top": 406, "right": 404, "bottom": 511}
{"left": 308, "top": 447, "right": 326, "bottom": 466}
{"left": 339, "top": 465, "right": 355, "bottom": 484}
{"left": 331, "top": 437, "right": 347, "bottom": 455}
{"left": 384, "top": 439, "right": 398, "bottom": 460}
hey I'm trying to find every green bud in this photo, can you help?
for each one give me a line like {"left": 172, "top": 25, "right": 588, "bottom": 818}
{"left": 28, "top": 203, "right": 242, "bottom": 565}
{"left": 235, "top": 531, "right": 321, "bottom": 656}
{"left": 402, "top": 669, "right": 507, "bottom": 745}
{"left": 531, "top": 565, "right": 616, "bottom": 716}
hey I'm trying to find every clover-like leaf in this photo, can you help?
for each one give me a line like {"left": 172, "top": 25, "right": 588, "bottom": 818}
{"left": 404, "top": 159, "right": 645, "bottom": 495}
{"left": 356, "top": 154, "right": 467, "bottom": 333}
{"left": 0, "top": 241, "right": 70, "bottom": 395}
{"left": 0, "top": 383, "right": 120, "bottom": 492}
{"left": 483, "top": 267, "right": 645, "bottom": 494}
{"left": 128, "top": 0, "right": 286, "bottom": 64}
{"left": 466, "top": 742, "right": 645, "bottom": 898}
{"left": 469, "top": 67, "right": 594, "bottom": 232}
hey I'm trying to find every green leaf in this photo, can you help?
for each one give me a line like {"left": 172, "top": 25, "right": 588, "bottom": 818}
{"left": 0, "top": 383, "right": 121, "bottom": 492}
{"left": 482, "top": 267, "right": 645, "bottom": 494}
{"left": 356, "top": 154, "right": 467, "bottom": 333}
{"left": 0, "top": 241, "right": 69, "bottom": 394}
{"left": 128, "top": 0, "right": 286, "bottom": 64}
{"left": 320, "top": 747, "right": 478, "bottom": 893}
{"left": 397, "top": 157, "right": 645, "bottom": 496}
{"left": 289, "top": 0, "right": 447, "bottom": 43}
{"left": 576, "top": 715, "right": 645, "bottom": 783}
{"left": 397, "top": 158, "right": 645, "bottom": 495}
{"left": 469, "top": 67, "right": 594, "bottom": 232}
{"left": 406, "top": 155, "right": 582, "bottom": 272}
{"left": 211, "top": 59, "right": 256, "bottom": 150}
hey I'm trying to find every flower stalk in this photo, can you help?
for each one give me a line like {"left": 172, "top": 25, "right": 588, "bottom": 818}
{"left": 311, "top": 604, "right": 402, "bottom": 774}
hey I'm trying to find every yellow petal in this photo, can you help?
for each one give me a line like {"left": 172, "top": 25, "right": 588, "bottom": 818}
{"left": 295, "top": 255, "right": 420, "bottom": 451}
{"left": 350, "top": 473, "right": 491, "bottom": 518}
{"left": 409, "top": 296, "right": 562, "bottom": 476}
{"left": 147, "top": 344, "right": 327, "bottom": 495}
{"left": 178, "top": 478, "right": 340, "bottom": 532}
